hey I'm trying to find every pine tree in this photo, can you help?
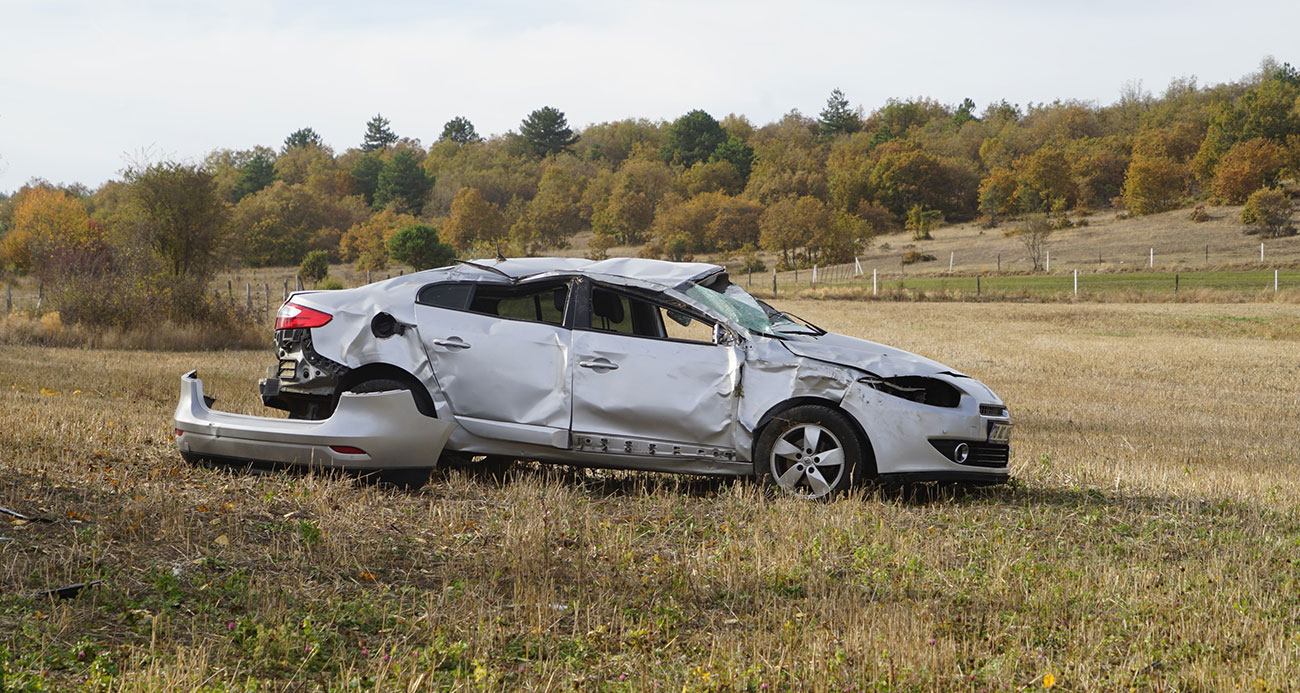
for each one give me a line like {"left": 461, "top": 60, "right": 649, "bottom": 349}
{"left": 374, "top": 150, "right": 433, "bottom": 214}
{"left": 440, "top": 117, "right": 482, "bottom": 144}
{"left": 660, "top": 110, "right": 728, "bottom": 167}
{"left": 518, "top": 107, "right": 578, "bottom": 158}
{"left": 818, "top": 88, "right": 861, "bottom": 139}
{"left": 230, "top": 151, "right": 277, "bottom": 202}
{"left": 362, "top": 114, "right": 398, "bottom": 151}
{"left": 283, "top": 127, "right": 324, "bottom": 152}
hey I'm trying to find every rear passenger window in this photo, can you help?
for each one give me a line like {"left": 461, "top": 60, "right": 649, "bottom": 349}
{"left": 417, "top": 283, "right": 473, "bottom": 310}
{"left": 469, "top": 283, "right": 569, "bottom": 326}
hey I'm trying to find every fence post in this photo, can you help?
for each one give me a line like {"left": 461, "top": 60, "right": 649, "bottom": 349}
{"left": 5, "top": 284, "right": 10, "bottom": 314}
{"left": 1073, "top": 269, "right": 1078, "bottom": 297}
{"left": 296, "top": 276, "right": 303, "bottom": 291}
{"left": 36, "top": 283, "right": 43, "bottom": 313}
{"left": 812, "top": 264, "right": 817, "bottom": 287}
{"left": 1205, "top": 245, "right": 1209, "bottom": 264}
{"left": 772, "top": 268, "right": 777, "bottom": 297}
{"left": 1046, "top": 250, "right": 1050, "bottom": 273}
{"left": 1149, "top": 248, "right": 1153, "bottom": 268}
{"left": 1175, "top": 274, "right": 1179, "bottom": 294}
{"left": 748, "top": 267, "right": 752, "bottom": 287}
{"left": 1276, "top": 269, "right": 1280, "bottom": 294}
{"left": 264, "top": 283, "right": 269, "bottom": 313}
{"left": 977, "top": 274, "right": 981, "bottom": 296}
{"left": 228, "top": 279, "right": 233, "bottom": 298}
{"left": 854, "top": 257, "right": 862, "bottom": 276}
{"left": 997, "top": 254, "right": 1001, "bottom": 272}
{"left": 1261, "top": 242, "right": 1265, "bottom": 263}
{"left": 873, "top": 268, "right": 877, "bottom": 296}
{"left": 246, "top": 283, "right": 252, "bottom": 311}
{"left": 283, "top": 280, "right": 289, "bottom": 300}
{"left": 949, "top": 252, "right": 954, "bottom": 273}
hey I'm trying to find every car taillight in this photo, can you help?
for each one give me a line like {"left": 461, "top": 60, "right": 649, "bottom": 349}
{"left": 329, "top": 445, "right": 366, "bottom": 455}
{"left": 275, "top": 302, "right": 333, "bottom": 330}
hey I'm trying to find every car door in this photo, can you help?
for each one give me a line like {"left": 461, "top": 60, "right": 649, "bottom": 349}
{"left": 414, "top": 279, "right": 573, "bottom": 448}
{"left": 569, "top": 283, "right": 742, "bottom": 456}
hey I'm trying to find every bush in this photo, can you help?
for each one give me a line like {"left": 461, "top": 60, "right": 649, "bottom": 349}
{"left": 1190, "top": 204, "right": 1210, "bottom": 222}
{"left": 298, "top": 250, "right": 330, "bottom": 284}
{"left": 1241, "top": 188, "right": 1296, "bottom": 237}
{"left": 387, "top": 224, "right": 455, "bottom": 271}
{"left": 901, "top": 249, "right": 936, "bottom": 265}
{"left": 739, "top": 250, "right": 766, "bottom": 273}
{"left": 317, "top": 278, "right": 345, "bottom": 290}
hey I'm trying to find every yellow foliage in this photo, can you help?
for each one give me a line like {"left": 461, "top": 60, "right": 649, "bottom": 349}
{"left": 1, "top": 187, "right": 97, "bottom": 272}
{"left": 339, "top": 209, "right": 417, "bottom": 269}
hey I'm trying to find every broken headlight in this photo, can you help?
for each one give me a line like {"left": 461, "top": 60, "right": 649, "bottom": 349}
{"left": 857, "top": 375, "right": 963, "bottom": 408}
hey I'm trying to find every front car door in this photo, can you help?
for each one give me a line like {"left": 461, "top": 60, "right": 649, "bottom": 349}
{"left": 414, "top": 278, "right": 573, "bottom": 448}
{"left": 568, "top": 282, "right": 742, "bottom": 459}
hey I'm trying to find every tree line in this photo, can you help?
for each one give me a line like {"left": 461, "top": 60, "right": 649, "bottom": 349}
{"left": 1, "top": 58, "right": 1298, "bottom": 325}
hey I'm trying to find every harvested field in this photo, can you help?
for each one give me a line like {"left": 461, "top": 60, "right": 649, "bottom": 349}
{"left": 1, "top": 300, "right": 1298, "bottom": 690}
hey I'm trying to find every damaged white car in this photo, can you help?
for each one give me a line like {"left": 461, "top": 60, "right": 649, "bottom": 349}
{"left": 174, "top": 258, "right": 1011, "bottom": 498}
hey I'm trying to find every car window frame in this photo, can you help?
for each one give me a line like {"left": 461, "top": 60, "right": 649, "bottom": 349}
{"left": 415, "top": 278, "right": 578, "bottom": 329}
{"left": 575, "top": 280, "right": 724, "bottom": 346}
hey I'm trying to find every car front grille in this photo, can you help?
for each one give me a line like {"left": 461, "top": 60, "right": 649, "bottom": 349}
{"left": 964, "top": 442, "right": 1009, "bottom": 468}
{"left": 979, "top": 403, "right": 1007, "bottom": 417}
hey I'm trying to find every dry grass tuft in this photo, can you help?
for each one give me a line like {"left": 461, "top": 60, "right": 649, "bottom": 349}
{"left": 1, "top": 301, "right": 1299, "bottom": 689}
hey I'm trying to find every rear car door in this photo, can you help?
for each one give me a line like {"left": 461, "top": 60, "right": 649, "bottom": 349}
{"left": 569, "top": 283, "right": 741, "bottom": 456}
{"left": 414, "top": 279, "right": 573, "bottom": 448}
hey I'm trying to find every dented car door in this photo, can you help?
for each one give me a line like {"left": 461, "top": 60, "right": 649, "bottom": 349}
{"left": 414, "top": 279, "right": 573, "bottom": 448}
{"left": 569, "top": 284, "right": 741, "bottom": 457}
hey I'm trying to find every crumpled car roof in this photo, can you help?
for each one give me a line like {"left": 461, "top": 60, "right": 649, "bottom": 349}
{"left": 443, "top": 257, "right": 725, "bottom": 288}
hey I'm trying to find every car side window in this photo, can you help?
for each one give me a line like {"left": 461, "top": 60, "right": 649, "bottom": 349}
{"left": 589, "top": 286, "right": 715, "bottom": 344}
{"left": 469, "top": 282, "right": 569, "bottom": 326}
{"left": 416, "top": 283, "right": 473, "bottom": 310}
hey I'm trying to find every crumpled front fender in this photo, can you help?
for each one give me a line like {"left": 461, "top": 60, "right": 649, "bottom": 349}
{"left": 173, "top": 371, "right": 453, "bottom": 470}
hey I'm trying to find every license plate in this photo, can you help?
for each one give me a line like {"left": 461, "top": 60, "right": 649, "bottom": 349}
{"left": 987, "top": 422, "right": 1012, "bottom": 443}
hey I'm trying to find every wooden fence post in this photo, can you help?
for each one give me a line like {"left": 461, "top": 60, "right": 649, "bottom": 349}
{"left": 246, "top": 283, "right": 252, "bottom": 311}
{"left": 5, "top": 284, "right": 10, "bottom": 314}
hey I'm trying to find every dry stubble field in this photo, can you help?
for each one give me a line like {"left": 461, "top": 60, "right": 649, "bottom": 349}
{"left": 1, "top": 300, "right": 1299, "bottom": 690}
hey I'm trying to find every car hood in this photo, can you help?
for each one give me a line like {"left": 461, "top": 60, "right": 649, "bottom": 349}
{"left": 779, "top": 332, "right": 964, "bottom": 378}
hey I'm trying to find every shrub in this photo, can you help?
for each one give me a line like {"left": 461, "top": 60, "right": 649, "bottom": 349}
{"left": 387, "top": 224, "right": 455, "bottom": 271}
{"left": 1190, "top": 204, "right": 1210, "bottom": 222}
{"left": 901, "top": 249, "right": 936, "bottom": 265}
{"left": 1241, "top": 188, "right": 1296, "bottom": 237}
{"left": 904, "top": 205, "right": 942, "bottom": 241}
{"left": 317, "top": 278, "right": 345, "bottom": 291}
{"left": 298, "top": 250, "right": 330, "bottom": 284}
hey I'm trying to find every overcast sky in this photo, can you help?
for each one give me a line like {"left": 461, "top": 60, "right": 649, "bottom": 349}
{"left": 1, "top": 0, "right": 1297, "bottom": 193}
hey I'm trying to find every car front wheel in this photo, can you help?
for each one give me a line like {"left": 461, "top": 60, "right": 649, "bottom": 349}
{"left": 756, "top": 405, "right": 863, "bottom": 500}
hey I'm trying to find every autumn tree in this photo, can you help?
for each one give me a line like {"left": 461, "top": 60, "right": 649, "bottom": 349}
{"left": 440, "top": 117, "right": 481, "bottom": 144}
{"left": 590, "top": 158, "right": 675, "bottom": 244}
{"left": 575, "top": 119, "right": 663, "bottom": 166}
{"left": 283, "top": 127, "right": 324, "bottom": 152}
{"left": 818, "top": 88, "right": 861, "bottom": 139}
{"left": 651, "top": 193, "right": 762, "bottom": 255}
{"left": 339, "top": 209, "right": 418, "bottom": 270}
{"left": 1210, "top": 138, "right": 1287, "bottom": 204}
{"left": 387, "top": 223, "right": 455, "bottom": 270}
{"left": 362, "top": 114, "right": 398, "bottom": 151}
{"left": 1240, "top": 187, "right": 1295, "bottom": 237}
{"left": 374, "top": 150, "right": 433, "bottom": 214}
{"left": 1122, "top": 153, "right": 1186, "bottom": 215}
{"left": 125, "top": 162, "right": 228, "bottom": 279}
{"left": 709, "top": 134, "right": 754, "bottom": 181}
{"left": 442, "top": 187, "right": 507, "bottom": 252}
{"left": 230, "top": 181, "right": 368, "bottom": 266}
{"left": 905, "top": 205, "right": 942, "bottom": 240}
{"left": 350, "top": 153, "right": 384, "bottom": 205}
{"left": 759, "top": 196, "right": 837, "bottom": 268}
{"left": 977, "top": 167, "right": 1018, "bottom": 225}
{"left": 519, "top": 107, "right": 578, "bottom": 158}
{"left": 510, "top": 166, "right": 586, "bottom": 253}
{"left": 0, "top": 186, "right": 98, "bottom": 276}
{"left": 1013, "top": 146, "right": 1074, "bottom": 212}
{"left": 660, "top": 110, "right": 728, "bottom": 167}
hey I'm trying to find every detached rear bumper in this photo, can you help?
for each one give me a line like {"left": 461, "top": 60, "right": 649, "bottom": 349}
{"left": 173, "top": 371, "right": 453, "bottom": 470}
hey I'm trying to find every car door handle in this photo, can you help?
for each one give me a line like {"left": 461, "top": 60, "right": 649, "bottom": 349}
{"left": 433, "top": 337, "right": 471, "bottom": 350}
{"left": 579, "top": 358, "right": 618, "bottom": 371}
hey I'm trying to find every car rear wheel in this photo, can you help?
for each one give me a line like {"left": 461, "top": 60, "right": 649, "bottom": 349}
{"left": 756, "top": 405, "right": 862, "bottom": 500}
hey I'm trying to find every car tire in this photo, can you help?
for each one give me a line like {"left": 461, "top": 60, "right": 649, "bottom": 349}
{"left": 437, "top": 452, "right": 514, "bottom": 479}
{"left": 755, "top": 404, "right": 863, "bottom": 500}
